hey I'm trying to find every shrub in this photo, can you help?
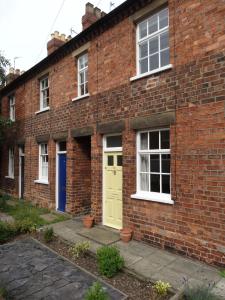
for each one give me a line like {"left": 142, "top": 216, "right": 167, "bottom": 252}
{"left": 153, "top": 280, "right": 171, "bottom": 296}
{"left": 0, "top": 286, "right": 8, "bottom": 298}
{"left": 84, "top": 282, "right": 109, "bottom": 300}
{"left": 96, "top": 246, "right": 124, "bottom": 278}
{"left": 184, "top": 284, "right": 221, "bottom": 300}
{"left": 69, "top": 241, "right": 90, "bottom": 258}
{"left": 15, "top": 219, "right": 37, "bottom": 233}
{"left": 0, "top": 194, "right": 10, "bottom": 211}
{"left": 43, "top": 227, "right": 54, "bottom": 243}
{"left": 0, "top": 221, "right": 16, "bottom": 243}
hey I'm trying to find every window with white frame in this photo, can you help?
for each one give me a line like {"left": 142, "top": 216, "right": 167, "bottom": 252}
{"left": 137, "top": 129, "right": 170, "bottom": 195}
{"left": 137, "top": 8, "right": 169, "bottom": 75}
{"left": 8, "top": 147, "right": 14, "bottom": 178}
{"left": 39, "top": 143, "right": 48, "bottom": 181}
{"left": 9, "top": 95, "right": 15, "bottom": 121}
{"left": 78, "top": 53, "right": 88, "bottom": 97}
{"left": 40, "top": 77, "right": 49, "bottom": 110}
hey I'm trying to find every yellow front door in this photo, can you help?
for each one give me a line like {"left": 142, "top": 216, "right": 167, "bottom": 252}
{"left": 103, "top": 152, "right": 123, "bottom": 229}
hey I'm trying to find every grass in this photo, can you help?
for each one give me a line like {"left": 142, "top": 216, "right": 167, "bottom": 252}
{"left": 219, "top": 269, "right": 225, "bottom": 278}
{"left": 0, "top": 197, "right": 69, "bottom": 228}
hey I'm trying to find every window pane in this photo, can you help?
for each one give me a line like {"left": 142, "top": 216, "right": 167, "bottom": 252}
{"left": 140, "top": 132, "right": 148, "bottom": 150}
{"left": 139, "top": 42, "right": 148, "bottom": 58}
{"left": 162, "top": 154, "right": 170, "bottom": 173}
{"left": 117, "top": 155, "right": 123, "bottom": 166}
{"left": 85, "top": 69, "right": 88, "bottom": 82}
{"left": 149, "top": 53, "right": 159, "bottom": 71}
{"left": 80, "top": 84, "right": 85, "bottom": 95}
{"left": 107, "top": 156, "right": 114, "bottom": 166}
{"left": 140, "top": 58, "right": 148, "bottom": 74}
{"left": 161, "top": 130, "right": 170, "bottom": 149}
{"left": 59, "top": 141, "right": 67, "bottom": 151}
{"left": 148, "top": 15, "right": 158, "bottom": 35}
{"left": 139, "top": 20, "right": 147, "bottom": 39}
{"left": 149, "top": 131, "right": 159, "bottom": 149}
{"left": 151, "top": 174, "right": 160, "bottom": 192}
{"left": 140, "top": 173, "right": 149, "bottom": 191}
{"left": 150, "top": 154, "right": 160, "bottom": 172}
{"left": 85, "top": 83, "right": 88, "bottom": 94}
{"left": 106, "top": 135, "right": 122, "bottom": 148}
{"left": 159, "top": 9, "right": 168, "bottom": 29}
{"left": 160, "top": 31, "right": 169, "bottom": 50}
{"left": 149, "top": 37, "right": 158, "bottom": 54}
{"left": 161, "top": 49, "right": 170, "bottom": 67}
{"left": 162, "top": 175, "right": 170, "bottom": 194}
{"left": 80, "top": 72, "right": 85, "bottom": 84}
{"left": 140, "top": 155, "right": 149, "bottom": 172}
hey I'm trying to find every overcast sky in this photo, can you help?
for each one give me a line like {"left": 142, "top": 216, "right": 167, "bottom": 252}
{"left": 0, "top": 0, "right": 125, "bottom": 72}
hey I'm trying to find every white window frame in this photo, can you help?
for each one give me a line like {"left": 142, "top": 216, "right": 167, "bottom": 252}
{"left": 77, "top": 53, "right": 88, "bottom": 98}
{"left": 38, "top": 143, "right": 48, "bottom": 183}
{"left": 39, "top": 76, "right": 49, "bottom": 111}
{"left": 8, "top": 147, "right": 14, "bottom": 178}
{"left": 9, "top": 95, "right": 15, "bottom": 121}
{"left": 103, "top": 134, "right": 123, "bottom": 152}
{"left": 135, "top": 7, "right": 171, "bottom": 78}
{"left": 131, "top": 128, "right": 174, "bottom": 204}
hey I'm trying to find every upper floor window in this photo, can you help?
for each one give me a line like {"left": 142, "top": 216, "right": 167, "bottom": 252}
{"left": 137, "top": 129, "right": 170, "bottom": 195}
{"left": 9, "top": 95, "right": 15, "bottom": 121}
{"left": 39, "top": 143, "right": 48, "bottom": 181}
{"left": 137, "top": 8, "right": 169, "bottom": 75}
{"left": 8, "top": 147, "right": 14, "bottom": 178}
{"left": 78, "top": 53, "right": 88, "bottom": 97}
{"left": 40, "top": 77, "right": 49, "bottom": 110}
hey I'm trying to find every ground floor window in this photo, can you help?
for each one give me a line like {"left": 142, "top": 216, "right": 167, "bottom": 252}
{"left": 39, "top": 143, "right": 48, "bottom": 181}
{"left": 137, "top": 129, "right": 170, "bottom": 195}
{"left": 8, "top": 147, "right": 14, "bottom": 178}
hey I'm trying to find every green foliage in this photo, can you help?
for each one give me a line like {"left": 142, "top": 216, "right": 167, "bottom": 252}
{"left": 0, "top": 221, "right": 17, "bottom": 243}
{"left": 69, "top": 241, "right": 90, "bottom": 258}
{"left": 0, "top": 51, "right": 10, "bottom": 86}
{"left": 0, "top": 286, "right": 8, "bottom": 298}
{"left": 84, "top": 282, "right": 109, "bottom": 300}
{"left": 184, "top": 284, "right": 221, "bottom": 300}
{"left": 15, "top": 219, "right": 37, "bottom": 233}
{"left": 219, "top": 269, "right": 225, "bottom": 278}
{"left": 43, "top": 227, "right": 54, "bottom": 243}
{"left": 0, "top": 194, "right": 10, "bottom": 210}
{"left": 96, "top": 246, "right": 124, "bottom": 278}
{"left": 153, "top": 280, "right": 171, "bottom": 296}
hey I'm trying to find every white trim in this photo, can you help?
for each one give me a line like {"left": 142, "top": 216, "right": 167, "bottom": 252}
{"left": 103, "top": 134, "right": 123, "bottom": 152}
{"left": 38, "top": 143, "right": 48, "bottom": 181}
{"left": 77, "top": 53, "right": 88, "bottom": 97}
{"left": 5, "top": 176, "right": 14, "bottom": 179}
{"left": 130, "top": 64, "right": 173, "bottom": 82}
{"left": 56, "top": 142, "right": 67, "bottom": 211}
{"left": 39, "top": 76, "right": 49, "bottom": 111}
{"left": 35, "top": 107, "right": 50, "bottom": 115}
{"left": 72, "top": 93, "right": 90, "bottom": 102}
{"left": 34, "top": 179, "right": 49, "bottom": 185}
{"left": 131, "top": 192, "right": 174, "bottom": 204}
{"left": 19, "top": 146, "right": 25, "bottom": 198}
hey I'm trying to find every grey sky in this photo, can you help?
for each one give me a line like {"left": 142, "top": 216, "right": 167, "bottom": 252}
{"left": 0, "top": 0, "right": 125, "bottom": 72}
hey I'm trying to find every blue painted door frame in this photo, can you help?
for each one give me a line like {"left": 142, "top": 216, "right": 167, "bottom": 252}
{"left": 58, "top": 153, "right": 67, "bottom": 212}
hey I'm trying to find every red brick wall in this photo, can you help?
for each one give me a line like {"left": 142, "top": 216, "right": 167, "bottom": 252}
{"left": 0, "top": 0, "right": 225, "bottom": 266}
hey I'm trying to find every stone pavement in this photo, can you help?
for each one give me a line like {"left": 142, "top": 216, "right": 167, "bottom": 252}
{"left": 48, "top": 219, "right": 225, "bottom": 298}
{"left": 0, "top": 238, "right": 126, "bottom": 300}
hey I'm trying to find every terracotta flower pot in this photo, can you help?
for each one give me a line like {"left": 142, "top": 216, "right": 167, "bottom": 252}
{"left": 83, "top": 215, "right": 94, "bottom": 228}
{"left": 120, "top": 228, "right": 132, "bottom": 243}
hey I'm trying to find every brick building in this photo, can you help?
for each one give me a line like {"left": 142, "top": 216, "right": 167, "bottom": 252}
{"left": 0, "top": 0, "right": 225, "bottom": 266}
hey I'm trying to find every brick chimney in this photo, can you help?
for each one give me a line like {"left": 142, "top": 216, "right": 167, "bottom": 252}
{"left": 6, "top": 67, "right": 21, "bottom": 84}
{"left": 82, "top": 2, "right": 106, "bottom": 30}
{"left": 47, "top": 31, "right": 72, "bottom": 55}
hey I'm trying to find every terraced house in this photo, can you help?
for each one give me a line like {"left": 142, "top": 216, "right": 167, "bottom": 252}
{"left": 0, "top": 0, "right": 225, "bottom": 267}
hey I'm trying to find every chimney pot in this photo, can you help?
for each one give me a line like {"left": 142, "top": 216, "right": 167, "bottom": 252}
{"left": 9, "top": 67, "right": 15, "bottom": 74}
{"left": 94, "top": 7, "right": 101, "bottom": 18}
{"left": 86, "top": 2, "right": 94, "bottom": 14}
{"left": 47, "top": 31, "right": 66, "bottom": 55}
{"left": 82, "top": 2, "right": 105, "bottom": 30}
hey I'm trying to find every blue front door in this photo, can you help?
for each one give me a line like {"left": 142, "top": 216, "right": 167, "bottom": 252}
{"left": 58, "top": 153, "right": 67, "bottom": 212}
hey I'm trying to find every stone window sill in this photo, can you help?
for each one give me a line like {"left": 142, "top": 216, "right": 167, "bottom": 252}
{"left": 72, "top": 93, "right": 90, "bottom": 102}
{"left": 130, "top": 64, "right": 173, "bottom": 82}
{"left": 35, "top": 107, "right": 50, "bottom": 115}
{"left": 131, "top": 192, "right": 174, "bottom": 205}
{"left": 5, "top": 176, "right": 14, "bottom": 180}
{"left": 34, "top": 179, "right": 49, "bottom": 185}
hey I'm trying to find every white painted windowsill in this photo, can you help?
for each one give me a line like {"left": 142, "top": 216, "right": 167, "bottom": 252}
{"left": 34, "top": 179, "right": 49, "bottom": 185}
{"left": 35, "top": 107, "right": 50, "bottom": 115}
{"left": 72, "top": 93, "right": 90, "bottom": 102}
{"left": 5, "top": 176, "right": 14, "bottom": 179}
{"left": 131, "top": 192, "right": 174, "bottom": 205}
{"left": 130, "top": 64, "right": 173, "bottom": 82}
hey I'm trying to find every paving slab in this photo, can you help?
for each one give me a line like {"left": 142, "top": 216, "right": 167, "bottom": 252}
{"left": 0, "top": 238, "right": 126, "bottom": 300}
{"left": 77, "top": 226, "right": 120, "bottom": 245}
{"left": 40, "top": 213, "right": 58, "bottom": 223}
{"left": 0, "top": 212, "right": 14, "bottom": 223}
{"left": 212, "top": 278, "right": 225, "bottom": 299}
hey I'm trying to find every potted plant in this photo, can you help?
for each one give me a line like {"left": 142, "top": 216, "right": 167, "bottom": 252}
{"left": 120, "top": 228, "right": 133, "bottom": 242}
{"left": 83, "top": 215, "right": 94, "bottom": 228}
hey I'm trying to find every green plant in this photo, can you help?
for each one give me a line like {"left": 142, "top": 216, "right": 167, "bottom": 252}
{"left": 0, "top": 194, "right": 10, "bottom": 210}
{"left": 0, "top": 286, "right": 8, "bottom": 298}
{"left": 219, "top": 269, "right": 225, "bottom": 278}
{"left": 69, "top": 241, "right": 90, "bottom": 258}
{"left": 43, "top": 227, "right": 54, "bottom": 243}
{"left": 0, "top": 221, "right": 17, "bottom": 243}
{"left": 96, "top": 246, "right": 124, "bottom": 278}
{"left": 184, "top": 284, "right": 221, "bottom": 300}
{"left": 153, "top": 280, "right": 171, "bottom": 296}
{"left": 84, "top": 282, "right": 109, "bottom": 300}
{"left": 15, "top": 219, "right": 37, "bottom": 233}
